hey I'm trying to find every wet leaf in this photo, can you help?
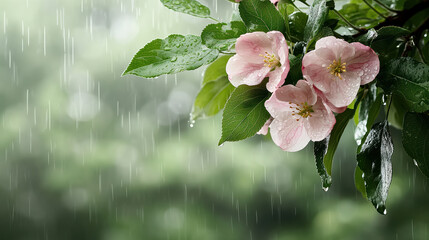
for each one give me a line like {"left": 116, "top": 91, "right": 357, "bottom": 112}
{"left": 239, "top": 0, "right": 286, "bottom": 32}
{"left": 191, "top": 76, "right": 235, "bottom": 121}
{"left": 314, "top": 108, "right": 355, "bottom": 185}
{"left": 201, "top": 21, "right": 247, "bottom": 51}
{"left": 304, "top": 0, "right": 331, "bottom": 43}
{"left": 160, "top": 0, "right": 211, "bottom": 18}
{"left": 123, "top": 35, "right": 218, "bottom": 78}
{"left": 354, "top": 166, "right": 367, "bottom": 198}
{"left": 219, "top": 84, "right": 271, "bottom": 145}
{"left": 402, "top": 112, "right": 429, "bottom": 178}
{"left": 314, "top": 137, "right": 332, "bottom": 190}
{"left": 285, "top": 54, "right": 303, "bottom": 85}
{"left": 377, "top": 57, "right": 429, "bottom": 113}
{"left": 357, "top": 121, "right": 393, "bottom": 215}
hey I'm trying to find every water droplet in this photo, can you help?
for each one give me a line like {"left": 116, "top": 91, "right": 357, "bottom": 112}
{"left": 171, "top": 56, "right": 177, "bottom": 62}
{"left": 322, "top": 186, "right": 329, "bottom": 192}
{"left": 413, "top": 159, "right": 419, "bottom": 167}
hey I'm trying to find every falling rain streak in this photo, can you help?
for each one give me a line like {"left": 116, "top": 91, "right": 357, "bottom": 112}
{"left": 0, "top": 0, "right": 427, "bottom": 240}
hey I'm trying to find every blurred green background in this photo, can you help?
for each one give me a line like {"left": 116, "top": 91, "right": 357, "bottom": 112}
{"left": 0, "top": 0, "right": 428, "bottom": 239}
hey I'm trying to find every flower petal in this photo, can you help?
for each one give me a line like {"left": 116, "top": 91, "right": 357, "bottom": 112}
{"left": 303, "top": 97, "right": 336, "bottom": 141}
{"left": 323, "top": 71, "right": 361, "bottom": 108}
{"left": 270, "top": 117, "right": 310, "bottom": 152}
{"left": 349, "top": 42, "right": 380, "bottom": 85}
{"left": 235, "top": 32, "right": 273, "bottom": 63}
{"left": 257, "top": 118, "right": 273, "bottom": 135}
{"left": 315, "top": 36, "right": 355, "bottom": 60}
{"left": 272, "top": 80, "right": 317, "bottom": 106}
{"left": 226, "top": 55, "right": 271, "bottom": 87}
{"left": 313, "top": 88, "right": 347, "bottom": 113}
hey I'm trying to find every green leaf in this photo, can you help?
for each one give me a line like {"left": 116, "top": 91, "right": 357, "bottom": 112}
{"left": 374, "top": 26, "right": 410, "bottom": 42}
{"left": 354, "top": 85, "right": 382, "bottom": 150}
{"left": 314, "top": 138, "right": 332, "bottom": 190}
{"left": 239, "top": 0, "right": 286, "bottom": 32}
{"left": 289, "top": 12, "right": 308, "bottom": 42}
{"left": 285, "top": 54, "right": 303, "bottom": 85}
{"left": 201, "top": 21, "right": 247, "bottom": 51}
{"left": 277, "top": 2, "right": 291, "bottom": 40}
{"left": 371, "top": 26, "right": 410, "bottom": 56}
{"left": 387, "top": 95, "right": 408, "bottom": 130}
{"left": 356, "top": 29, "right": 377, "bottom": 46}
{"left": 354, "top": 166, "right": 367, "bottom": 198}
{"left": 315, "top": 108, "right": 355, "bottom": 181}
{"left": 377, "top": 57, "right": 429, "bottom": 113}
{"left": 402, "top": 112, "right": 429, "bottom": 178}
{"left": 304, "top": 0, "right": 331, "bottom": 42}
{"left": 219, "top": 84, "right": 271, "bottom": 145}
{"left": 203, "top": 55, "right": 231, "bottom": 85}
{"left": 160, "top": 0, "right": 211, "bottom": 18}
{"left": 123, "top": 35, "right": 218, "bottom": 78}
{"left": 191, "top": 76, "right": 235, "bottom": 121}
{"left": 357, "top": 121, "right": 393, "bottom": 215}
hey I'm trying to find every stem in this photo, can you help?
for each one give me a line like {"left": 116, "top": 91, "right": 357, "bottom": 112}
{"left": 208, "top": 17, "right": 220, "bottom": 23}
{"left": 362, "top": 0, "right": 388, "bottom": 19}
{"left": 372, "top": 0, "right": 399, "bottom": 13}
{"left": 333, "top": 10, "right": 365, "bottom": 33}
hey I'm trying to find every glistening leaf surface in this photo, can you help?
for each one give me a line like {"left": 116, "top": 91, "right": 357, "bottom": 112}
{"left": 239, "top": 0, "right": 286, "bottom": 32}
{"left": 377, "top": 57, "right": 429, "bottom": 113}
{"left": 357, "top": 121, "right": 393, "bottom": 215}
{"left": 201, "top": 21, "right": 247, "bottom": 51}
{"left": 160, "top": 0, "right": 211, "bottom": 18}
{"left": 219, "top": 84, "right": 271, "bottom": 145}
{"left": 123, "top": 35, "right": 218, "bottom": 78}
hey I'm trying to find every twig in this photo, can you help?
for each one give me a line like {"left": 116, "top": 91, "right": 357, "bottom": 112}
{"left": 362, "top": 0, "right": 388, "bottom": 19}
{"left": 333, "top": 10, "right": 366, "bottom": 33}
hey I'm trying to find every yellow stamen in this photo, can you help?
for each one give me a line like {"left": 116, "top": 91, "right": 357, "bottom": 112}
{"left": 289, "top": 102, "right": 314, "bottom": 121}
{"left": 327, "top": 59, "right": 347, "bottom": 79}
{"left": 259, "top": 52, "right": 280, "bottom": 69}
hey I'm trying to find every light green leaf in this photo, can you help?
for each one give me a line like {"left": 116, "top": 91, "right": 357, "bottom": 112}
{"left": 402, "top": 112, "right": 429, "bottom": 178}
{"left": 203, "top": 55, "right": 231, "bottom": 85}
{"left": 160, "top": 0, "right": 211, "bottom": 18}
{"left": 201, "top": 21, "right": 247, "bottom": 51}
{"left": 191, "top": 76, "right": 235, "bottom": 121}
{"left": 239, "top": 0, "right": 286, "bottom": 32}
{"left": 219, "top": 84, "right": 271, "bottom": 145}
{"left": 357, "top": 121, "right": 393, "bottom": 215}
{"left": 123, "top": 35, "right": 218, "bottom": 78}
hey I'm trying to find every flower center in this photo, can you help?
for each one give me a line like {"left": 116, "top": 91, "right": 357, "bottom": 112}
{"left": 260, "top": 52, "right": 280, "bottom": 69}
{"left": 290, "top": 102, "right": 314, "bottom": 121}
{"left": 327, "top": 59, "right": 347, "bottom": 79}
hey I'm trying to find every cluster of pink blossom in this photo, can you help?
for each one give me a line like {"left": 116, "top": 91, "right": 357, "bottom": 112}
{"left": 226, "top": 31, "right": 380, "bottom": 152}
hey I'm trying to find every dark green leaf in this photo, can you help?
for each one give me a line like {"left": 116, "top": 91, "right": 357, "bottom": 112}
{"left": 160, "top": 0, "right": 211, "bottom": 18}
{"left": 292, "top": 41, "right": 306, "bottom": 55}
{"left": 354, "top": 166, "right": 367, "bottom": 198}
{"left": 203, "top": 55, "right": 231, "bottom": 85}
{"left": 357, "top": 28, "right": 377, "bottom": 45}
{"left": 357, "top": 121, "right": 393, "bottom": 215}
{"left": 402, "top": 112, "right": 429, "bottom": 178}
{"left": 123, "top": 35, "right": 218, "bottom": 78}
{"left": 387, "top": 95, "right": 408, "bottom": 130}
{"left": 314, "top": 137, "right": 332, "bottom": 190}
{"left": 219, "top": 84, "right": 271, "bottom": 145}
{"left": 239, "top": 0, "right": 286, "bottom": 32}
{"left": 377, "top": 57, "right": 429, "bottom": 113}
{"left": 285, "top": 54, "right": 303, "bottom": 85}
{"left": 317, "top": 108, "right": 355, "bottom": 179}
{"left": 191, "top": 76, "right": 235, "bottom": 121}
{"left": 354, "top": 85, "right": 382, "bottom": 149}
{"left": 304, "top": 0, "right": 331, "bottom": 42}
{"left": 277, "top": 2, "right": 291, "bottom": 40}
{"left": 371, "top": 26, "right": 410, "bottom": 56}
{"left": 201, "top": 21, "right": 247, "bottom": 51}
{"left": 374, "top": 26, "right": 410, "bottom": 42}
{"left": 289, "top": 12, "right": 308, "bottom": 42}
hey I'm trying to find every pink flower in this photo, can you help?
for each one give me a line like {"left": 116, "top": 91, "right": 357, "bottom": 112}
{"left": 265, "top": 80, "right": 336, "bottom": 152}
{"left": 302, "top": 36, "right": 379, "bottom": 111}
{"left": 226, "top": 31, "right": 290, "bottom": 92}
{"left": 257, "top": 118, "right": 273, "bottom": 135}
